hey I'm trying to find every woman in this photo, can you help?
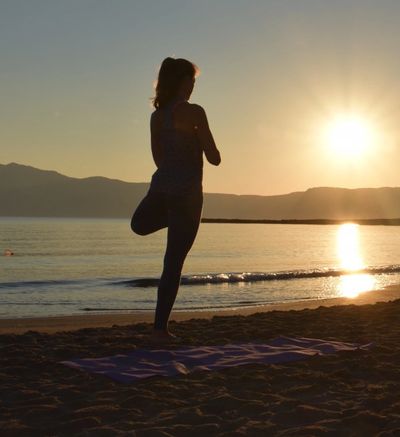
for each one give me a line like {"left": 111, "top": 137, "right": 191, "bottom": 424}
{"left": 131, "top": 57, "right": 221, "bottom": 342}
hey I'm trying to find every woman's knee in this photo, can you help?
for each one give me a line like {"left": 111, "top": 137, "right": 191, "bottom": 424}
{"left": 130, "top": 214, "right": 147, "bottom": 235}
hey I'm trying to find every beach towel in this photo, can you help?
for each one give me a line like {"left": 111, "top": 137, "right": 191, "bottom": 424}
{"left": 60, "top": 336, "right": 372, "bottom": 383}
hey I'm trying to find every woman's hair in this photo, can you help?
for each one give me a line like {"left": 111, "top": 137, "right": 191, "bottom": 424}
{"left": 153, "top": 57, "right": 199, "bottom": 109}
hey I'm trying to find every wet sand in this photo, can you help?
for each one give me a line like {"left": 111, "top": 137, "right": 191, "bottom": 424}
{"left": 1, "top": 285, "right": 400, "bottom": 435}
{"left": 1, "top": 285, "right": 400, "bottom": 335}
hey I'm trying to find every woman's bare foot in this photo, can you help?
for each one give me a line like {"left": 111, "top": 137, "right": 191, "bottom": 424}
{"left": 150, "top": 329, "right": 180, "bottom": 343}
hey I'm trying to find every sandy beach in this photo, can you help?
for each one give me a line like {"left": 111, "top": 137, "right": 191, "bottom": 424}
{"left": 1, "top": 284, "right": 400, "bottom": 436}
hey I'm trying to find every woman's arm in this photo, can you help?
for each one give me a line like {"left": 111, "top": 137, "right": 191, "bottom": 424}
{"left": 150, "top": 112, "right": 163, "bottom": 168}
{"left": 193, "top": 105, "right": 221, "bottom": 166}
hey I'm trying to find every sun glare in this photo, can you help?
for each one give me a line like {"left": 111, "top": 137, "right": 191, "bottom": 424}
{"left": 336, "top": 223, "right": 375, "bottom": 298}
{"left": 337, "top": 223, "right": 364, "bottom": 271}
{"left": 324, "top": 115, "right": 374, "bottom": 158}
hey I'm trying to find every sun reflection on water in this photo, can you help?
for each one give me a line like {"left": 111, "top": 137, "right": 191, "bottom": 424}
{"left": 336, "top": 223, "right": 375, "bottom": 298}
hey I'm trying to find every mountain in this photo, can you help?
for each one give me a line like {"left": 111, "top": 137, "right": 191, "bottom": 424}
{"left": 0, "top": 163, "right": 148, "bottom": 218}
{"left": 1, "top": 163, "right": 400, "bottom": 219}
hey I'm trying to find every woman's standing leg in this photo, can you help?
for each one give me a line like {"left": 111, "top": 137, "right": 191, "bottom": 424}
{"left": 131, "top": 191, "right": 168, "bottom": 235}
{"left": 154, "top": 192, "right": 203, "bottom": 332}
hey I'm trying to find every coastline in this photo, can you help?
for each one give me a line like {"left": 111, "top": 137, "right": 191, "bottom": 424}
{"left": 202, "top": 218, "right": 400, "bottom": 225}
{"left": 1, "top": 283, "right": 399, "bottom": 334}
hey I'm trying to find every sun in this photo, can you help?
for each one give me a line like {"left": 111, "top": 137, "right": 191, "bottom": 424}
{"left": 324, "top": 115, "right": 374, "bottom": 157}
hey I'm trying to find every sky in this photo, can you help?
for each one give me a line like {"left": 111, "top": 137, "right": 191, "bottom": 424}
{"left": 1, "top": 0, "right": 400, "bottom": 196}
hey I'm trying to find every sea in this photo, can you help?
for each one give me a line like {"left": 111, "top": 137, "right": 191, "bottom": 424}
{"left": 1, "top": 217, "right": 400, "bottom": 319}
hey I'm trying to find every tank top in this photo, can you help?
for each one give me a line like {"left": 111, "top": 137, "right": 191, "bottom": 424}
{"left": 149, "top": 99, "right": 203, "bottom": 196}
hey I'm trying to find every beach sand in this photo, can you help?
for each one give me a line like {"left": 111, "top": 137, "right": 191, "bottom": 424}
{"left": 1, "top": 285, "right": 400, "bottom": 436}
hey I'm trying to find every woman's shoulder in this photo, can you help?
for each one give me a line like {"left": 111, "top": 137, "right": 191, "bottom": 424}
{"left": 150, "top": 102, "right": 207, "bottom": 129}
{"left": 150, "top": 108, "right": 163, "bottom": 126}
{"left": 184, "top": 102, "right": 205, "bottom": 112}
{"left": 151, "top": 101, "right": 205, "bottom": 113}
{"left": 177, "top": 102, "right": 207, "bottom": 122}
{"left": 151, "top": 108, "right": 162, "bottom": 119}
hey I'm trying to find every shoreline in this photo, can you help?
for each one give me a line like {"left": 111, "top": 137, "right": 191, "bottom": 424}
{"left": 202, "top": 218, "right": 400, "bottom": 225}
{"left": 1, "top": 283, "right": 399, "bottom": 334}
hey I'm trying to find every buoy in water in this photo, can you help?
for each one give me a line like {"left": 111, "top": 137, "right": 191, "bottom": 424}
{"left": 4, "top": 249, "right": 14, "bottom": 256}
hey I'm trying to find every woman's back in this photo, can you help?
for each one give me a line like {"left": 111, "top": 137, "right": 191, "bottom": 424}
{"left": 150, "top": 100, "right": 203, "bottom": 195}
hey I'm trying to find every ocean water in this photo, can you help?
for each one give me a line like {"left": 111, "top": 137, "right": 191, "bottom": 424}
{"left": 1, "top": 217, "right": 400, "bottom": 318}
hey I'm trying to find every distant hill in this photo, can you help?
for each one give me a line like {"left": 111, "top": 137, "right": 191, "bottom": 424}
{"left": 1, "top": 162, "right": 400, "bottom": 219}
{"left": 0, "top": 163, "right": 148, "bottom": 218}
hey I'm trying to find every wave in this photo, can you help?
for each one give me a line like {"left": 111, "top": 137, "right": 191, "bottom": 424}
{"left": 116, "top": 265, "right": 400, "bottom": 288}
{"left": 0, "top": 279, "right": 78, "bottom": 289}
{"left": 2, "top": 264, "right": 400, "bottom": 290}
{"left": 0, "top": 278, "right": 95, "bottom": 290}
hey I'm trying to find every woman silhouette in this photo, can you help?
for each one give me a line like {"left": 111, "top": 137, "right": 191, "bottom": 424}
{"left": 131, "top": 57, "right": 221, "bottom": 341}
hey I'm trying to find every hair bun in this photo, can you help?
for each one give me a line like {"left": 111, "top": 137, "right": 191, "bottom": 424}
{"left": 162, "top": 57, "right": 175, "bottom": 66}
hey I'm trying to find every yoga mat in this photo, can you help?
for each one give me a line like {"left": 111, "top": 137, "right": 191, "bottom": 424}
{"left": 60, "top": 336, "right": 372, "bottom": 383}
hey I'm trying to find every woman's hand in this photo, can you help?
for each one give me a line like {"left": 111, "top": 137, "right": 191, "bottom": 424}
{"left": 193, "top": 105, "right": 221, "bottom": 166}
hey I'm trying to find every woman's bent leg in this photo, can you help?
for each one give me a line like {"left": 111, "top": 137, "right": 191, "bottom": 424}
{"left": 154, "top": 193, "right": 203, "bottom": 331}
{"left": 131, "top": 191, "right": 168, "bottom": 235}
